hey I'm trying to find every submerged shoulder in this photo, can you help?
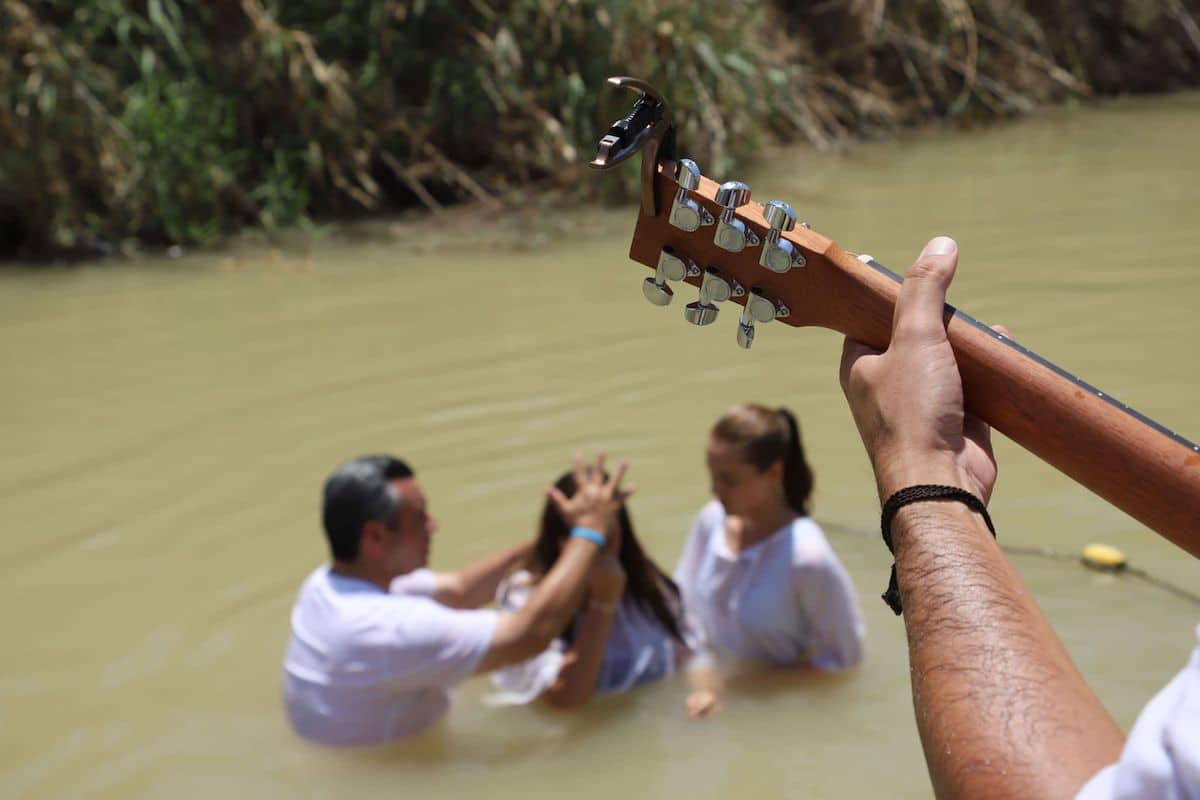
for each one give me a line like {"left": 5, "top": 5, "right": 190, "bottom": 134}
{"left": 788, "top": 517, "right": 838, "bottom": 568}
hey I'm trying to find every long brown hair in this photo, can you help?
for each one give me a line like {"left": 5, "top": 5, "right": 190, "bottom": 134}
{"left": 711, "top": 403, "right": 814, "bottom": 515}
{"left": 533, "top": 472, "right": 685, "bottom": 645}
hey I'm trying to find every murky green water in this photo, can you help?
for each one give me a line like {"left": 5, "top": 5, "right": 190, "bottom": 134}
{"left": 3, "top": 93, "right": 1199, "bottom": 799}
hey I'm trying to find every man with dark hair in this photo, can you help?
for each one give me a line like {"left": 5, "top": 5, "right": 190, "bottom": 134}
{"left": 320, "top": 455, "right": 415, "bottom": 563}
{"left": 284, "top": 452, "right": 630, "bottom": 745}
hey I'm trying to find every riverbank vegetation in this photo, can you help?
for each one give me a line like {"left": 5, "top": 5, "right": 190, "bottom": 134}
{"left": 4, "top": 0, "right": 1199, "bottom": 259}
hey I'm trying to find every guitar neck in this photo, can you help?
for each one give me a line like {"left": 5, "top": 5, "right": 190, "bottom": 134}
{"left": 842, "top": 245, "right": 1200, "bottom": 556}
{"left": 627, "top": 167, "right": 1200, "bottom": 555}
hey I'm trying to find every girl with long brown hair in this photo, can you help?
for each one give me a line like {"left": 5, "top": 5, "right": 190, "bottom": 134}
{"left": 490, "top": 470, "right": 689, "bottom": 708}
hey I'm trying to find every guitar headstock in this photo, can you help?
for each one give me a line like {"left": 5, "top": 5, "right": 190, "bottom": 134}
{"left": 591, "top": 77, "right": 902, "bottom": 352}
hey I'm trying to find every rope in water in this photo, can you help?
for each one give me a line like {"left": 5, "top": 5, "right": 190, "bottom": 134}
{"left": 818, "top": 519, "right": 1200, "bottom": 608}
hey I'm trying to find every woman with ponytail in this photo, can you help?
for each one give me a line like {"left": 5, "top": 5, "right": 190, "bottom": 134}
{"left": 675, "top": 404, "right": 864, "bottom": 716}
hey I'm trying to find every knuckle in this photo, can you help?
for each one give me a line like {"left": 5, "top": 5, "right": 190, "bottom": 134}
{"left": 893, "top": 316, "right": 943, "bottom": 344}
{"left": 906, "top": 257, "right": 942, "bottom": 280}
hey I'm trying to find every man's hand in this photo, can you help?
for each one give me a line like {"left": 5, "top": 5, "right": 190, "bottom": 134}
{"left": 546, "top": 452, "right": 635, "bottom": 536}
{"left": 839, "top": 236, "right": 1001, "bottom": 503}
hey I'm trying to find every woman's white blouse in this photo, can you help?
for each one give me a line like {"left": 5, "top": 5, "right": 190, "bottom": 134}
{"left": 674, "top": 500, "right": 864, "bottom": 669}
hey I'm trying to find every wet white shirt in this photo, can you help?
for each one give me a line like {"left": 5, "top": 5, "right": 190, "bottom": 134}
{"left": 1076, "top": 625, "right": 1200, "bottom": 799}
{"left": 488, "top": 570, "right": 683, "bottom": 704}
{"left": 283, "top": 566, "right": 496, "bottom": 746}
{"left": 673, "top": 500, "right": 864, "bottom": 669}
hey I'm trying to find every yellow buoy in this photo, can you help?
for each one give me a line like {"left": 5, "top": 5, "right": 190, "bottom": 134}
{"left": 1081, "top": 543, "right": 1128, "bottom": 572}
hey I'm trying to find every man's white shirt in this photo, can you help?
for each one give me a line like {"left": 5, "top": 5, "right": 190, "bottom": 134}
{"left": 283, "top": 566, "right": 496, "bottom": 746}
{"left": 1077, "top": 625, "right": 1200, "bottom": 799}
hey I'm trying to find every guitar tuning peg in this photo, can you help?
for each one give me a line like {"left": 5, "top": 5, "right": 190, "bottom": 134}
{"left": 713, "top": 181, "right": 761, "bottom": 253}
{"left": 736, "top": 288, "right": 790, "bottom": 349}
{"left": 642, "top": 247, "right": 701, "bottom": 306}
{"left": 668, "top": 159, "right": 715, "bottom": 232}
{"left": 759, "top": 200, "right": 807, "bottom": 273}
{"left": 684, "top": 267, "right": 745, "bottom": 326}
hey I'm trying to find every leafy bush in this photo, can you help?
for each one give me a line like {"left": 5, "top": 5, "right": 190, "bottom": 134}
{"left": 2, "top": 0, "right": 1198, "bottom": 258}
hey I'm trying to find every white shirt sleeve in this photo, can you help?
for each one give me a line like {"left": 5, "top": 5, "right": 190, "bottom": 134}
{"left": 792, "top": 523, "right": 865, "bottom": 671}
{"left": 673, "top": 508, "right": 706, "bottom": 594}
{"left": 1075, "top": 627, "right": 1200, "bottom": 799}
{"left": 389, "top": 568, "right": 438, "bottom": 597}
{"left": 674, "top": 504, "right": 717, "bottom": 659}
{"left": 385, "top": 598, "right": 497, "bottom": 690}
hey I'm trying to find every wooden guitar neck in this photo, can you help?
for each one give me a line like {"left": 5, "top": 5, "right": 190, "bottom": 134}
{"left": 626, "top": 164, "right": 1200, "bottom": 556}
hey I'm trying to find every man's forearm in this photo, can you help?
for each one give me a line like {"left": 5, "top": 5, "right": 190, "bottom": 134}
{"left": 893, "top": 502, "right": 1124, "bottom": 799}
{"left": 475, "top": 537, "right": 600, "bottom": 673}
{"left": 436, "top": 539, "right": 534, "bottom": 609}
{"left": 519, "top": 538, "right": 597, "bottom": 642}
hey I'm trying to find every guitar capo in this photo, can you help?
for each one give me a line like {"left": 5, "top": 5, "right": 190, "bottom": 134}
{"left": 589, "top": 76, "right": 676, "bottom": 216}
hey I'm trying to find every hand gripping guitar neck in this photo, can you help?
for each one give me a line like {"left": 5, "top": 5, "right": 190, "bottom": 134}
{"left": 589, "top": 76, "right": 1200, "bottom": 560}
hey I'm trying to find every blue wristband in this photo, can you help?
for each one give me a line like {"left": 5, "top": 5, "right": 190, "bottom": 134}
{"left": 569, "top": 526, "right": 607, "bottom": 548}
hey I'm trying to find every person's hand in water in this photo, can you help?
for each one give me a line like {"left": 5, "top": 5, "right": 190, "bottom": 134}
{"left": 684, "top": 687, "right": 721, "bottom": 719}
{"left": 683, "top": 648, "right": 725, "bottom": 719}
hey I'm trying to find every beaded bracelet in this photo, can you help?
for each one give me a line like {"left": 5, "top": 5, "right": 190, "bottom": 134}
{"left": 880, "top": 485, "right": 996, "bottom": 615}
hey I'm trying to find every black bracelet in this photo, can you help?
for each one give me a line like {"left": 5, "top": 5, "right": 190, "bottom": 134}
{"left": 879, "top": 484, "right": 996, "bottom": 615}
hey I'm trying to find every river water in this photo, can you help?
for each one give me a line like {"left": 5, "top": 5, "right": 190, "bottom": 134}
{"left": 3, "top": 93, "right": 1199, "bottom": 799}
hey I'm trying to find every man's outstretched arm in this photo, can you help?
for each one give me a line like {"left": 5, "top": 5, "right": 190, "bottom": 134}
{"left": 434, "top": 540, "right": 534, "bottom": 609}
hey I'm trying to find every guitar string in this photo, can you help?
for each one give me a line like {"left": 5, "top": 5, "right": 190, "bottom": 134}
{"left": 857, "top": 257, "right": 1200, "bottom": 454}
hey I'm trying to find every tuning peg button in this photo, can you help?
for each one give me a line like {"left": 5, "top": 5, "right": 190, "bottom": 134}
{"left": 683, "top": 302, "right": 720, "bottom": 326}
{"left": 643, "top": 280, "right": 673, "bottom": 306}
{"left": 715, "top": 181, "right": 751, "bottom": 209}
{"left": 736, "top": 288, "right": 789, "bottom": 349}
{"left": 759, "top": 200, "right": 807, "bottom": 273}
{"left": 643, "top": 247, "right": 700, "bottom": 306}
{"left": 668, "top": 159, "right": 715, "bottom": 232}
{"left": 684, "top": 267, "right": 744, "bottom": 326}
{"left": 713, "top": 181, "right": 761, "bottom": 253}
